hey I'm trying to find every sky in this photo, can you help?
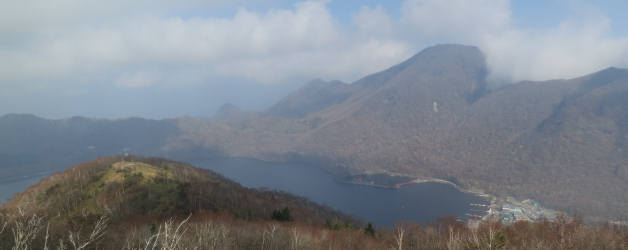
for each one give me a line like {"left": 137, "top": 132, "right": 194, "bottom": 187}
{"left": 2, "top": 0, "right": 628, "bottom": 119}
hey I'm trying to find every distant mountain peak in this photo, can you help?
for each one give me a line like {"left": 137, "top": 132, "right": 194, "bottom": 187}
{"left": 574, "top": 66, "right": 628, "bottom": 95}
{"left": 419, "top": 43, "right": 481, "bottom": 53}
{"left": 218, "top": 102, "right": 239, "bottom": 110}
{"left": 352, "top": 44, "right": 488, "bottom": 99}
{"left": 264, "top": 79, "right": 356, "bottom": 118}
{"left": 393, "top": 44, "right": 485, "bottom": 70}
{"left": 407, "top": 44, "right": 486, "bottom": 74}
{"left": 0, "top": 113, "right": 42, "bottom": 121}
{"left": 590, "top": 67, "right": 628, "bottom": 81}
{"left": 214, "top": 103, "right": 255, "bottom": 121}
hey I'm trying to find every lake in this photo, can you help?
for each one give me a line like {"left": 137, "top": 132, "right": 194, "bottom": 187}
{"left": 191, "top": 157, "right": 487, "bottom": 227}
{"left": 0, "top": 171, "right": 55, "bottom": 204}
{"left": 0, "top": 157, "right": 488, "bottom": 227}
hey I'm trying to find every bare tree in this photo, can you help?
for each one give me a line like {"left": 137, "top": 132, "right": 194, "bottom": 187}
{"left": 487, "top": 220, "right": 496, "bottom": 250}
{"left": 0, "top": 214, "right": 7, "bottom": 235}
{"left": 394, "top": 225, "right": 405, "bottom": 250}
{"left": 43, "top": 223, "right": 50, "bottom": 250}
{"left": 446, "top": 226, "right": 462, "bottom": 250}
{"left": 470, "top": 227, "right": 480, "bottom": 249}
{"left": 291, "top": 227, "right": 301, "bottom": 250}
{"left": 262, "top": 223, "right": 278, "bottom": 250}
{"left": 58, "top": 239, "right": 67, "bottom": 250}
{"left": 189, "top": 221, "right": 232, "bottom": 249}
{"left": 143, "top": 214, "right": 191, "bottom": 250}
{"left": 68, "top": 215, "right": 109, "bottom": 250}
{"left": 12, "top": 208, "right": 45, "bottom": 250}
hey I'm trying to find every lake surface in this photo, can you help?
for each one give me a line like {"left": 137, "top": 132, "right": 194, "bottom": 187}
{"left": 192, "top": 157, "right": 487, "bottom": 227}
{"left": 0, "top": 157, "right": 488, "bottom": 227}
{"left": 0, "top": 171, "right": 54, "bottom": 203}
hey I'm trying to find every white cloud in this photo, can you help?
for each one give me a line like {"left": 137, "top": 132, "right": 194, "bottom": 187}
{"left": 397, "top": 0, "right": 628, "bottom": 83}
{"left": 353, "top": 5, "right": 394, "bottom": 37}
{"left": 401, "top": 0, "right": 511, "bottom": 42}
{"left": 480, "top": 16, "right": 628, "bottom": 82}
{"left": 0, "top": 0, "right": 413, "bottom": 90}
{"left": 115, "top": 71, "right": 159, "bottom": 88}
{"left": 2, "top": 0, "right": 628, "bottom": 95}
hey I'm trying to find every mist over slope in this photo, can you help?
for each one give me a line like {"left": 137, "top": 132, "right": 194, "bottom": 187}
{"left": 2, "top": 44, "right": 628, "bottom": 221}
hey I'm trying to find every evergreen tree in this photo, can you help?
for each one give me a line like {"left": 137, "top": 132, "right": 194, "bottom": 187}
{"left": 271, "top": 207, "right": 294, "bottom": 222}
{"left": 364, "top": 222, "right": 376, "bottom": 237}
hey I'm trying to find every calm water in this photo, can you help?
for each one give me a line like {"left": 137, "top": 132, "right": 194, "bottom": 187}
{"left": 0, "top": 171, "right": 53, "bottom": 203}
{"left": 192, "top": 158, "right": 487, "bottom": 227}
{"left": 0, "top": 157, "right": 488, "bottom": 226}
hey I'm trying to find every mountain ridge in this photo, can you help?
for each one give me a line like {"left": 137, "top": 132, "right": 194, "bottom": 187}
{"left": 2, "top": 155, "right": 355, "bottom": 226}
{"left": 2, "top": 44, "right": 628, "bottom": 222}
{"left": 186, "top": 44, "right": 628, "bottom": 221}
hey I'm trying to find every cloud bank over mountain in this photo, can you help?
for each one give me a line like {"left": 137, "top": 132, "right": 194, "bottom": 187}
{"left": 1, "top": 0, "right": 628, "bottom": 117}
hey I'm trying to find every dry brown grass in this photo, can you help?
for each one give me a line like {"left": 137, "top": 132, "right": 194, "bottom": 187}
{"left": 1, "top": 208, "right": 627, "bottom": 250}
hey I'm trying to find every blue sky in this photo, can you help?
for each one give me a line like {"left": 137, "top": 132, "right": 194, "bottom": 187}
{"left": 1, "top": 0, "right": 628, "bottom": 119}
{"left": 511, "top": 0, "right": 628, "bottom": 35}
{"left": 179, "top": 0, "right": 628, "bottom": 35}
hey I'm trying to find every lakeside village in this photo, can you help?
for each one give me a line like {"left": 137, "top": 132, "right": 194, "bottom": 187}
{"left": 469, "top": 196, "right": 560, "bottom": 225}
{"left": 345, "top": 174, "right": 560, "bottom": 225}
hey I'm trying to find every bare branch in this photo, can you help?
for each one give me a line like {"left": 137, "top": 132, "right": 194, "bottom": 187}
{"left": 394, "top": 225, "right": 405, "bottom": 250}
{"left": 68, "top": 214, "right": 109, "bottom": 250}
{"left": 142, "top": 214, "right": 192, "bottom": 250}
{"left": 12, "top": 211, "right": 45, "bottom": 250}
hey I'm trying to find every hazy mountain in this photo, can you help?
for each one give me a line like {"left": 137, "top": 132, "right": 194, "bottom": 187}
{"left": 263, "top": 79, "right": 358, "bottom": 118}
{"left": 214, "top": 103, "right": 257, "bottom": 121}
{"left": 169, "top": 44, "right": 628, "bottom": 220}
{"left": 0, "top": 114, "right": 177, "bottom": 156}
{"left": 2, "top": 44, "right": 628, "bottom": 221}
{"left": 0, "top": 114, "right": 181, "bottom": 184}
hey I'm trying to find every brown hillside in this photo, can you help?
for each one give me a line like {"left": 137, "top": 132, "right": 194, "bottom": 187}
{"left": 3, "top": 155, "right": 355, "bottom": 226}
{"left": 168, "top": 45, "right": 628, "bottom": 221}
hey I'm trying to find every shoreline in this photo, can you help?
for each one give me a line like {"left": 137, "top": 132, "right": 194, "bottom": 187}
{"left": 343, "top": 173, "right": 493, "bottom": 201}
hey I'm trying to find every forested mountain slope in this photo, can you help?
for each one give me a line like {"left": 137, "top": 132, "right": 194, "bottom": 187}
{"left": 2, "top": 44, "right": 628, "bottom": 221}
